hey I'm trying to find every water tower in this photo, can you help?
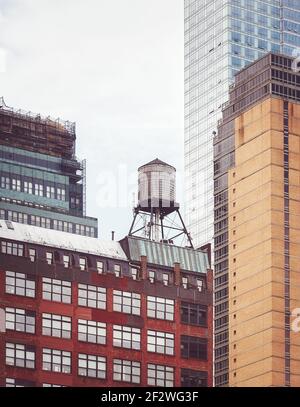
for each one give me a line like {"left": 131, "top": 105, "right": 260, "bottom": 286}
{"left": 129, "top": 159, "right": 193, "bottom": 248}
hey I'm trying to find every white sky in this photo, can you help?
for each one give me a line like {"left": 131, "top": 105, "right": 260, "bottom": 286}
{"left": 0, "top": 0, "right": 184, "bottom": 240}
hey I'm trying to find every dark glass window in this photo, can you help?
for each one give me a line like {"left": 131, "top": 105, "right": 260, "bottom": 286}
{"left": 6, "top": 378, "right": 36, "bottom": 387}
{"left": 181, "top": 336, "right": 207, "bottom": 360}
{"left": 181, "top": 369, "right": 208, "bottom": 387}
{"left": 181, "top": 303, "right": 207, "bottom": 327}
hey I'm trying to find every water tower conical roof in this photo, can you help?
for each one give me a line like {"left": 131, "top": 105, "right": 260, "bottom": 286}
{"left": 139, "top": 158, "right": 176, "bottom": 171}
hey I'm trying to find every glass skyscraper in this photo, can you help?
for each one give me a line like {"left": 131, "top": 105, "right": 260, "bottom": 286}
{"left": 184, "top": 0, "right": 300, "bottom": 386}
{"left": 185, "top": 0, "right": 300, "bottom": 248}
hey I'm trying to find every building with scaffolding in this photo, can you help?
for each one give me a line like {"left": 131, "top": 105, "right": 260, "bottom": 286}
{"left": 0, "top": 98, "right": 98, "bottom": 237}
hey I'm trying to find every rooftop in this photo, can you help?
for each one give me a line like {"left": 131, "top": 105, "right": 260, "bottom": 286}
{"left": 121, "top": 236, "right": 209, "bottom": 274}
{"left": 0, "top": 221, "right": 210, "bottom": 272}
{"left": 0, "top": 220, "right": 126, "bottom": 260}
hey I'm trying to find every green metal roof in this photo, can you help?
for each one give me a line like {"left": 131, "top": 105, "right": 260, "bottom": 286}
{"left": 125, "top": 237, "right": 209, "bottom": 273}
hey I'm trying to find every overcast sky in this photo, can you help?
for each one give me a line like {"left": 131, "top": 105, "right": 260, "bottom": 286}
{"left": 0, "top": 0, "right": 184, "bottom": 240}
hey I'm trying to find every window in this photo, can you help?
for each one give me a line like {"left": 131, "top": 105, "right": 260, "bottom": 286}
{"left": 41, "top": 218, "right": 51, "bottom": 229}
{"left": 5, "top": 307, "right": 35, "bottom": 334}
{"left": 5, "top": 271, "right": 35, "bottom": 298}
{"left": 1, "top": 176, "right": 10, "bottom": 189}
{"left": 17, "top": 212, "right": 29, "bottom": 224}
{"left": 114, "top": 264, "right": 121, "bottom": 277}
{"left": 147, "top": 331, "right": 174, "bottom": 355}
{"left": 181, "top": 303, "right": 207, "bottom": 327}
{"left": 147, "top": 364, "right": 174, "bottom": 387}
{"left": 147, "top": 296, "right": 174, "bottom": 321}
{"left": 46, "top": 252, "right": 53, "bottom": 265}
{"left": 97, "top": 261, "right": 104, "bottom": 274}
{"left": 197, "top": 279, "right": 203, "bottom": 292}
{"left": 6, "top": 221, "right": 14, "bottom": 230}
{"left": 42, "top": 313, "right": 71, "bottom": 339}
{"left": 6, "top": 378, "right": 35, "bottom": 387}
{"left": 113, "top": 290, "right": 141, "bottom": 315}
{"left": 131, "top": 267, "right": 138, "bottom": 280}
{"left": 163, "top": 273, "right": 169, "bottom": 286}
{"left": 42, "top": 278, "right": 72, "bottom": 304}
{"left": 1, "top": 241, "right": 24, "bottom": 256}
{"left": 231, "top": 31, "right": 241, "bottom": 43}
{"left": 42, "top": 348, "right": 71, "bottom": 374}
{"left": 78, "top": 319, "right": 106, "bottom": 344}
{"left": 79, "top": 257, "right": 87, "bottom": 271}
{"left": 57, "top": 188, "right": 66, "bottom": 201}
{"left": 182, "top": 277, "right": 188, "bottom": 289}
{"left": 62, "top": 222, "right": 72, "bottom": 233}
{"left": 258, "top": 39, "right": 268, "bottom": 50}
{"left": 6, "top": 343, "right": 35, "bottom": 369}
{"left": 78, "top": 354, "right": 106, "bottom": 379}
{"left": 42, "top": 383, "right": 65, "bottom": 388}
{"left": 78, "top": 284, "right": 106, "bottom": 309}
{"left": 181, "top": 369, "right": 208, "bottom": 387}
{"left": 31, "top": 215, "right": 39, "bottom": 227}
{"left": 113, "top": 325, "right": 141, "bottom": 350}
{"left": 232, "top": 56, "right": 242, "bottom": 68}
{"left": 231, "top": 44, "right": 241, "bottom": 56}
{"left": 0, "top": 209, "right": 5, "bottom": 219}
{"left": 148, "top": 271, "right": 155, "bottom": 283}
{"left": 7, "top": 211, "right": 20, "bottom": 223}
{"left": 46, "top": 186, "right": 55, "bottom": 199}
{"left": 34, "top": 183, "right": 43, "bottom": 197}
{"left": 12, "top": 179, "right": 21, "bottom": 192}
{"left": 181, "top": 336, "right": 207, "bottom": 360}
{"left": 63, "top": 255, "right": 70, "bottom": 268}
{"left": 29, "top": 248, "right": 36, "bottom": 262}
{"left": 54, "top": 220, "right": 63, "bottom": 231}
{"left": 24, "top": 181, "right": 33, "bottom": 194}
{"left": 113, "top": 359, "right": 140, "bottom": 384}
{"left": 76, "top": 224, "right": 85, "bottom": 236}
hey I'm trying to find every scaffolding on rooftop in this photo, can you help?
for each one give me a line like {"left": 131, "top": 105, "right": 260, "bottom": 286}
{"left": 0, "top": 97, "right": 76, "bottom": 160}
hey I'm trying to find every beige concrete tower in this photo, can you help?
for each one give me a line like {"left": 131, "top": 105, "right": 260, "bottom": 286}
{"left": 215, "top": 53, "right": 300, "bottom": 387}
{"left": 228, "top": 97, "right": 300, "bottom": 386}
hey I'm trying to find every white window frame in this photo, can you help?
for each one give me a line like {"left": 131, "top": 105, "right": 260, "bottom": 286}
{"left": 147, "top": 364, "right": 175, "bottom": 387}
{"left": 29, "top": 248, "right": 36, "bottom": 262}
{"left": 97, "top": 261, "right": 104, "bottom": 274}
{"left": 113, "top": 359, "right": 140, "bottom": 384}
{"left": 113, "top": 325, "right": 141, "bottom": 350}
{"left": 147, "top": 330, "right": 175, "bottom": 355}
{"left": 149, "top": 271, "right": 155, "bottom": 283}
{"left": 63, "top": 255, "right": 70, "bottom": 268}
{"left": 34, "top": 183, "right": 44, "bottom": 197}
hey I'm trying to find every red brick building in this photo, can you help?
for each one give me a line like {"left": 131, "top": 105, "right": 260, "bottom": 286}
{"left": 0, "top": 220, "right": 212, "bottom": 387}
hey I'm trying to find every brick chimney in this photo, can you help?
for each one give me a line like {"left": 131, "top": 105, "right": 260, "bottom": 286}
{"left": 174, "top": 262, "right": 181, "bottom": 286}
{"left": 140, "top": 255, "right": 148, "bottom": 280}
